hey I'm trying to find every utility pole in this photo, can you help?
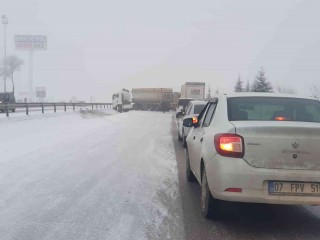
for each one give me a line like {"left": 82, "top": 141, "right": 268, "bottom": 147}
{"left": 29, "top": 50, "right": 33, "bottom": 101}
{"left": 2, "top": 15, "right": 8, "bottom": 92}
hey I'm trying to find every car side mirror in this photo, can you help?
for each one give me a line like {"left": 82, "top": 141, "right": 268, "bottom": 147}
{"left": 183, "top": 118, "right": 193, "bottom": 127}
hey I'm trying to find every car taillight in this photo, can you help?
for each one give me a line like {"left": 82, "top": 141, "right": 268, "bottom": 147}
{"left": 214, "top": 133, "right": 244, "bottom": 158}
{"left": 224, "top": 188, "right": 242, "bottom": 193}
{"left": 192, "top": 116, "right": 198, "bottom": 124}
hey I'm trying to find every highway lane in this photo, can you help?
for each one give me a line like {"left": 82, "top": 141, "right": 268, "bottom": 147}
{"left": 0, "top": 111, "right": 185, "bottom": 240}
{"left": 172, "top": 115, "right": 320, "bottom": 240}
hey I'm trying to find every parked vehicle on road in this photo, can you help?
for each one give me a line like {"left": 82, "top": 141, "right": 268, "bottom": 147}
{"left": 0, "top": 92, "right": 16, "bottom": 113}
{"left": 175, "top": 98, "right": 194, "bottom": 118}
{"left": 183, "top": 93, "right": 320, "bottom": 219}
{"left": 178, "top": 100, "right": 206, "bottom": 147}
{"left": 132, "top": 88, "right": 173, "bottom": 112}
{"left": 112, "top": 89, "right": 134, "bottom": 113}
{"left": 181, "top": 82, "right": 206, "bottom": 100}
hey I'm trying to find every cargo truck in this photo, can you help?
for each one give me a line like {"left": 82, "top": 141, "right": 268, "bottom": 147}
{"left": 181, "top": 82, "right": 205, "bottom": 100}
{"left": 132, "top": 88, "right": 173, "bottom": 111}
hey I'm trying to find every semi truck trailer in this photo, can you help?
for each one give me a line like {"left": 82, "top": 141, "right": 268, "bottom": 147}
{"left": 181, "top": 82, "right": 205, "bottom": 100}
{"left": 132, "top": 88, "right": 173, "bottom": 111}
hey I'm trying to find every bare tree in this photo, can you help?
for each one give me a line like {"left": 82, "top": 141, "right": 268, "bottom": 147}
{"left": 1, "top": 55, "right": 24, "bottom": 94}
{"left": 245, "top": 80, "right": 250, "bottom": 92}
{"left": 277, "top": 86, "right": 297, "bottom": 95}
{"left": 206, "top": 85, "right": 212, "bottom": 100}
{"left": 0, "top": 65, "right": 8, "bottom": 90}
{"left": 310, "top": 84, "right": 320, "bottom": 99}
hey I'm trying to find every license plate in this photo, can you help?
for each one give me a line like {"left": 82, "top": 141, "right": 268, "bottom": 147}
{"left": 268, "top": 181, "right": 320, "bottom": 196}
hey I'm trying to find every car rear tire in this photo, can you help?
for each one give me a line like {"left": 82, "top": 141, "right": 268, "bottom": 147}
{"left": 182, "top": 131, "right": 187, "bottom": 148}
{"left": 186, "top": 148, "right": 196, "bottom": 182}
{"left": 117, "top": 105, "right": 123, "bottom": 113}
{"left": 178, "top": 130, "right": 183, "bottom": 141}
{"left": 201, "top": 168, "right": 221, "bottom": 219}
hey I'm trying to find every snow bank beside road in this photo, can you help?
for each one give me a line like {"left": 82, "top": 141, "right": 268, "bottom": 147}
{"left": 0, "top": 110, "right": 184, "bottom": 240}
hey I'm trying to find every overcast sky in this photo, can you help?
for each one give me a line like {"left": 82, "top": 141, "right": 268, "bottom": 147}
{"left": 1, "top": 0, "right": 319, "bottom": 102}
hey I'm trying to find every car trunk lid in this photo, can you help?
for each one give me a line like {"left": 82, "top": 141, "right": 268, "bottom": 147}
{"left": 232, "top": 121, "right": 320, "bottom": 170}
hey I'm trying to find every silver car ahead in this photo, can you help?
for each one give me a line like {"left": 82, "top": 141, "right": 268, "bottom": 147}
{"left": 178, "top": 100, "right": 206, "bottom": 148}
{"left": 184, "top": 93, "right": 320, "bottom": 219}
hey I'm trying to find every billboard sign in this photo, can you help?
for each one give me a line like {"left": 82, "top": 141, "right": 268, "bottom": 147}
{"left": 15, "top": 35, "right": 47, "bottom": 50}
{"left": 36, "top": 87, "right": 46, "bottom": 98}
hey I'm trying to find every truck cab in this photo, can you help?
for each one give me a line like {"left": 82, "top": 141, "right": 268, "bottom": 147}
{"left": 0, "top": 92, "right": 16, "bottom": 113}
{"left": 112, "top": 89, "right": 133, "bottom": 113}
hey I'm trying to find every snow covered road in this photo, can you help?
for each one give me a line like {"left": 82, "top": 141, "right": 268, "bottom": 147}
{"left": 0, "top": 110, "right": 185, "bottom": 240}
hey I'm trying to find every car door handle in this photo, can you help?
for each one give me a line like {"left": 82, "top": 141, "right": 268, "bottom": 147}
{"left": 200, "top": 137, "right": 203, "bottom": 142}
{"left": 193, "top": 136, "right": 196, "bottom": 140}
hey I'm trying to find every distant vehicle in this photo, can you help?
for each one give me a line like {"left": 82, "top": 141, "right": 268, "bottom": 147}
{"left": 177, "top": 98, "right": 194, "bottom": 109}
{"left": 178, "top": 100, "right": 206, "bottom": 147}
{"left": 184, "top": 93, "right": 320, "bottom": 219}
{"left": 112, "top": 89, "right": 134, "bottom": 113}
{"left": 181, "top": 82, "right": 205, "bottom": 100}
{"left": 175, "top": 98, "right": 194, "bottom": 118}
{"left": 172, "top": 92, "right": 181, "bottom": 110}
{"left": 132, "top": 88, "right": 173, "bottom": 112}
{"left": 0, "top": 92, "right": 16, "bottom": 113}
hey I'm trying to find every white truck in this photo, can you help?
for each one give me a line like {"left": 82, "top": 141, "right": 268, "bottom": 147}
{"left": 112, "top": 89, "right": 134, "bottom": 113}
{"left": 181, "top": 82, "right": 205, "bottom": 100}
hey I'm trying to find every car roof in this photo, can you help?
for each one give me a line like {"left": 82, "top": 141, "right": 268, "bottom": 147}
{"left": 190, "top": 100, "right": 207, "bottom": 105}
{"left": 211, "top": 92, "right": 318, "bottom": 101}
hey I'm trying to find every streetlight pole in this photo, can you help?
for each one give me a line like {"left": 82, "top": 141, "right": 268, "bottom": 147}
{"left": 2, "top": 15, "right": 8, "bottom": 93}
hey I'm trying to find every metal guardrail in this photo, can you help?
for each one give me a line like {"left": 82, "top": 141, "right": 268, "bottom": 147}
{"left": 0, "top": 102, "right": 113, "bottom": 117}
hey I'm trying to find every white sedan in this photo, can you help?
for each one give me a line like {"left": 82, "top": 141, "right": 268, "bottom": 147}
{"left": 178, "top": 100, "right": 206, "bottom": 147}
{"left": 183, "top": 93, "right": 320, "bottom": 219}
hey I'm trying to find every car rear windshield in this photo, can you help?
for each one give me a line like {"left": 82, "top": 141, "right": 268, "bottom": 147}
{"left": 227, "top": 97, "right": 320, "bottom": 122}
{"left": 194, "top": 104, "right": 206, "bottom": 114}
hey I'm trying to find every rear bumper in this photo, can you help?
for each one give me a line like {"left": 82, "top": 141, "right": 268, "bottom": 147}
{"left": 205, "top": 155, "right": 320, "bottom": 205}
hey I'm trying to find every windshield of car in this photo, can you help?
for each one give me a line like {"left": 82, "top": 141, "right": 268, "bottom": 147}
{"left": 228, "top": 97, "right": 320, "bottom": 122}
{"left": 193, "top": 104, "right": 206, "bottom": 114}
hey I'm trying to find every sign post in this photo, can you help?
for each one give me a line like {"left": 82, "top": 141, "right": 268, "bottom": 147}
{"left": 15, "top": 35, "right": 47, "bottom": 102}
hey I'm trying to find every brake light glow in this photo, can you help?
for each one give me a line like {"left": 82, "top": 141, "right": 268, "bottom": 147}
{"left": 214, "top": 133, "right": 244, "bottom": 158}
{"left": 225, "top": 188, "right": 242, "bottom": 193}
{"left": 274, "top": 116, "right": 286, "bottom": 121}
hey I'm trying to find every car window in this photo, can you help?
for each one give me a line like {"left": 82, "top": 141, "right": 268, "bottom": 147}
{"left": 186, "top": 105, "right": 192, "bottom": 115}
{"left": 197, "top": 102, "right": 210, "bottom": 126}
{"left": 228, "top": 97, "right": 320, "bottom": 122}
{"left": 193, "top": 104, "right": 206, "bottom": 115}
{"left": 202, "top": 103, "right": 217, "bottom": 127}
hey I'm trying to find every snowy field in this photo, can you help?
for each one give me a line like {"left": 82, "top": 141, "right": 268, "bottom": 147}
{"left": 0, "top": 110, "right": 184, "bottom": 240}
